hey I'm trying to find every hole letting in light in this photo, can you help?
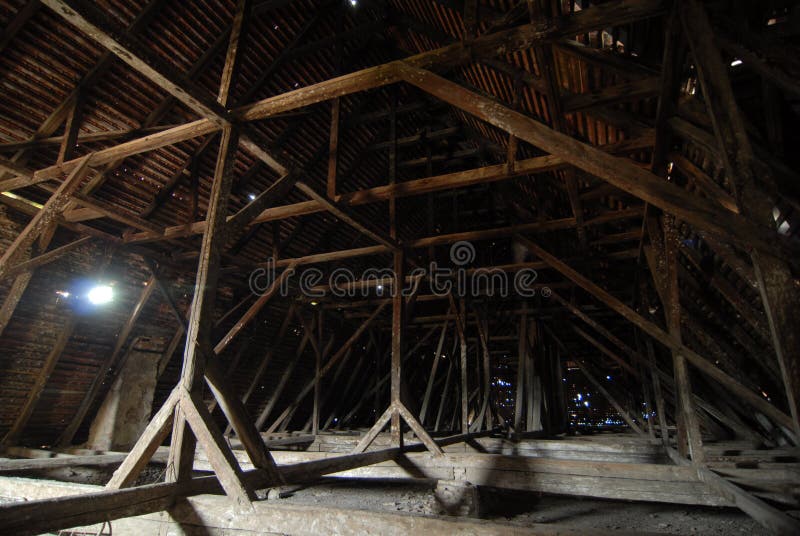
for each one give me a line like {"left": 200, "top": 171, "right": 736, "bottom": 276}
{"left": 88, "top": 285, "right": 113, "bottom": 305}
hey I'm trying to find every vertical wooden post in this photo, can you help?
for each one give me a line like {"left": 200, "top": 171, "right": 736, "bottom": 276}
{"left": 326, "top": 1, "right": 342, "bottom": 200}
{"left": 312, "top": 310, "right": 322, "bottom": 436}
{"left": 458, "top": 297, "right": 468, "bottom": 434}
{"left": 327, "top": 99, "right": 340, "bottom": 199}
{"left": 167, "top": 125, "right": 241, "bottom": 483}
{"left": 664, "top": 216, "right": 705, "bottom": 463}
{"left": 526, "top": 319, "right": 537, "bottom": 431}
{"left": 472, "top": 305, "right": 491, "bottom": 432}
{"left": 514, "top": 311, "right": 527, "bottom": 433}
{"left": 391, "top": 249, "right": 404, "bottom": 447}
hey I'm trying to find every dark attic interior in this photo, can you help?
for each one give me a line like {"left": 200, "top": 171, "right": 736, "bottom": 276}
{"left": 0, "top": 0, "right": 799, "bottom": 534}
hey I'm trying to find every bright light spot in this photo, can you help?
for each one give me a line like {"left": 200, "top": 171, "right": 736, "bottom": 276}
{"left": 87, "top": 285, "right": 113, "bottom": 305}
{"left": 606, "top": 375, "right": 612, "bottom": 381}
{"left": 577, "top": 393, "right": 582, "bottom": 401}
{"left": 583, "top": 401, "right": 590, "bottom": 407}
{"left": 778, "top": 221, "right": 790, "bottom": 235}
{"left": 773, "top": 207, "right": 781, "bottom": 220}
{"left": 248, "top": 193, "right": 256, "bottom": 201}
{"left": 730, "top": 59, "right": 743, "bottom": 67}
{"left": 56, "top": 290, "right": 70, "bottom": 298}
{"left": 349, "top": 0, "right": 358, "bottom": 6}
{"left": 376, "top": 284, "right": 383, "bottom": 291}
{"left": 310, "top": 300, "right": 318, "bottom": 306}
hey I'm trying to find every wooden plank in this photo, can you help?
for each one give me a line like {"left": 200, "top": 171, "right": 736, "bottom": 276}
{"left": 56, "top": 92, "right": 83, "bottom": 165}
{"left": 1, "top": 477, "right": 638, "bottom": 536}
{"left": 514, "top": 310, "right": 527, "bottom": 432}
{"left": 472, "top": 305, "right": 491, "bottom": 431}
{"left": 252, "top": 314, "right": 312, "bottom": 430}
{"left": 668, "top": 447, "right": 800, "bottom": 535}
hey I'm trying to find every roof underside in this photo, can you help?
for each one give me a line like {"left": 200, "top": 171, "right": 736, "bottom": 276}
{"left": 0, "top": 0, "right": 798, "bottom": 446}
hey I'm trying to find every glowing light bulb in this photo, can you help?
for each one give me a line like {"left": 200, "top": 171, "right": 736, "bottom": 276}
{"left": 88, "top": 285, "right": 113, "bottom": 305}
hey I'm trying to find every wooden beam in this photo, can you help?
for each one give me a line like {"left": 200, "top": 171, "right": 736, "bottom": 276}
{"left": 0, "top": 446, "right": 736, "bottom": 536}
{"left": 575, "top": 361, "right": 644, "bottom": 435}
{"left": 680, "top": 0, "right": 800, "bottom": 439}
{"left": 253, "top": 320, "right": 314, "bottom": 430}
{"left": 515, "top": 235, "right": 795, "bottom": 433}
{"left": 56, "top": 274, "right": 158, "bottom": 447}
{"left": 217, "top": 0, "right": 250, "bottom": 107}
{"left": 420, "top": 318, "right": 450, "bottom": 425}
{"left": 212, "top": 264, "right": 296, "bottom": 355}
{"left": 106, "top": 387, "right": 180, "bottom": 489}
{"left": 0, "top": 1, "right": 41, "bottom": 54}
{"left": 327, "top": 99, "right": 340, "bottom": 199}
{"left": 1, "top": 318, "right": 77, "bottom": 446}
{"left": 667, "top": 447, "right": 800, "bottom": 535}
{"left": 40, "top": 0, "right": 289, "bottom": 183}
{"left": 562, "top": 77, "right": 660, "bottom": 112}
{"left": 395, "top": 64, "right": 783, "bottom": 256}
{"left": 0, "top": 236, "right": 92, "bottom": 281}
{"left": 34, "top": 0, "right": 664, "bottom": 185}
{"left": 390, "top": 250, "right": 404, "bottom": 447}
{"left": 294, "top": 181, "right": 398, "bottom": 250}
{"left": 265, "top": 303, "right": 388, "bottom": 432}
{"left": 0, "top": 155, "right": 91, "bottom": 276}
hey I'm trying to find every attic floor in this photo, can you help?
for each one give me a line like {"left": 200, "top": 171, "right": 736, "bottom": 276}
{"left": 271, "top": 479, "right": 769, "bottom": 535}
